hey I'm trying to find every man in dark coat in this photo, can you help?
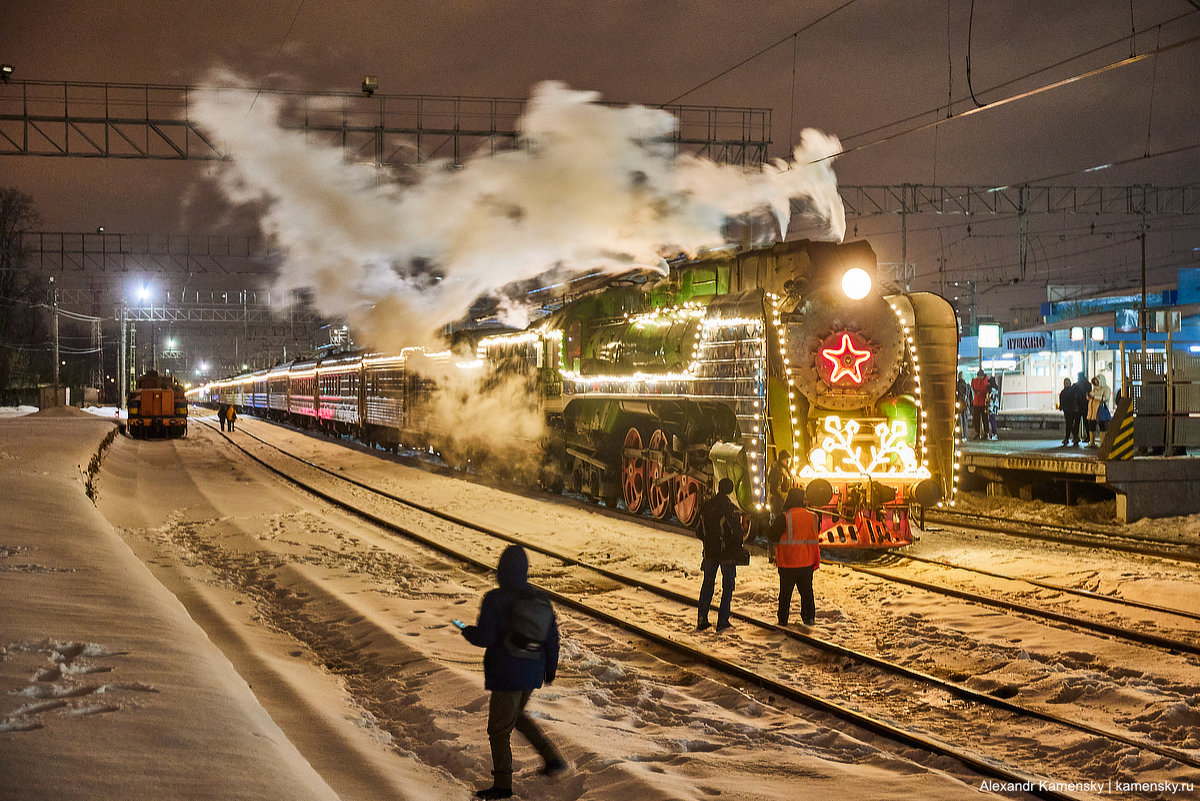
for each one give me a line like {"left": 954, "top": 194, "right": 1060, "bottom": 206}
{"left": 956, "top": 372, "right": 972, "bottom": 439}
{"left": 765, "top": 451, "right": 793, "bottom": 564}
{"left": 695, "top": 477, "right": 746, "bottom": 632}
{"left": 461, "top": 545, "right": 565, "bottom": 800}
{"left": 1062, "top": 372, "right": 1089, "bottom": 446}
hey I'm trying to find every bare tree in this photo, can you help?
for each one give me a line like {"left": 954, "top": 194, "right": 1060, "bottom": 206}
{"left": 0, "top": 188, "right": 43, "bottom": 399}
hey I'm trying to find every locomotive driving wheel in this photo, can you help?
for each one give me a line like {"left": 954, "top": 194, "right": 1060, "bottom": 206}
{"left": 621, "top": 427, "right": 647, "bottom": 514}
{"left": 646, "top": 429, "right": 673, "bottom": 520}
{"left": 673, "top": 475, "right": 703, "bottom": 528}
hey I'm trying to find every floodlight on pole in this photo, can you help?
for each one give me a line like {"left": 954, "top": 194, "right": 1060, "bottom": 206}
{"left": 0, "top": 64, "right": 13, "bottom": 84}
{"left": 362, "top": 75, "right": 378, "bottom": 96}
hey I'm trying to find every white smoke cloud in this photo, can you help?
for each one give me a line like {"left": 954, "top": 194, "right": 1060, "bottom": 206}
{"left": 192, "top": 79, "right": 845, "bottom": 351}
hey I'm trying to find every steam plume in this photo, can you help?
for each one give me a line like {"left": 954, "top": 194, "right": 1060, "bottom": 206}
{"left": 192, "top": 80, "right": 845, "bottom": 350}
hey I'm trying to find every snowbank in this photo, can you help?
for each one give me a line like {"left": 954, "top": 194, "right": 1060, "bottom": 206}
{"left": 0, "top": 408, "right": 336, "bottom": 801}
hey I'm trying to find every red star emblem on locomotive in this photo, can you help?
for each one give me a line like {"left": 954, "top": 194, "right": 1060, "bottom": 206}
{"left": 820, "top": 332, "right": 873, "bottom": 385}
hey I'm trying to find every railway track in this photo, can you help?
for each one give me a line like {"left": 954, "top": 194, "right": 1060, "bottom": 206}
{"left": 926, "top": 508, "right": 1200, "bottom": 565}
{"left": 878, "top": 552, "right": 1200, "bottom": 624}
{"left": 826, "top": 557, "right": 1200, "bottom": 657}
{"left": 200, "top": 420, "right": 1200, "bottom": 798}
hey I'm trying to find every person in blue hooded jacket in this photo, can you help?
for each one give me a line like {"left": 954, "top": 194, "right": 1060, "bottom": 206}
{"left": 461, "top": 545, "right": 565, "bottom": 800}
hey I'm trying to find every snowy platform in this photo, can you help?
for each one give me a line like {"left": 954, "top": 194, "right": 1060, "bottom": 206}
{"left": 0, "top": 408, "right": 338, "bottom": 801}
{"left": 959, "top": 436, "right": 1200, "bottom": 522}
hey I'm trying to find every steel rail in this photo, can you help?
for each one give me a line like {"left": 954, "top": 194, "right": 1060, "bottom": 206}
{"left": 198, "top": 419, "right": 1083, "bottom": 800}
{"left": 834, "top": 562, "right": 1200, "bottom": 657}
{"left": 933, "top": 508, "right": 1195, "bottom": 549}
{"left": 894, "top": 552, "right": 1200, "bottom": 623}
{"left": 201, "top": 417, "right": 1200, "bottom": 775}
{"left": 927, "top": 510, "right": 1200, "bottom": 565}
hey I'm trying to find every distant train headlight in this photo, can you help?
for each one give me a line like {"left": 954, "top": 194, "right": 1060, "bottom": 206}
{"left": 841, "top": 267, "right": 872, "bottom": 300}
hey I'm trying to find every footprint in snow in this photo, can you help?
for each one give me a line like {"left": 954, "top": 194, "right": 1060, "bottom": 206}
{"left": 1, "top": 638, "right": 153, "bottom": 734}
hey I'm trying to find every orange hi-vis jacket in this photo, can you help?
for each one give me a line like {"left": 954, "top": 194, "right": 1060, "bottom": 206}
{"left": 777, "top": 507, "right": 821, "bottom": 569}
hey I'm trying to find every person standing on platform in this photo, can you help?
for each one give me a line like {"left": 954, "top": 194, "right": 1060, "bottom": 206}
{"left": 987, "top": 376, "right": 1000, "bottom": 440}
{"left": 1086, "top": 375, "right": 1111, "bottom": 446}
{"left": 766, "top": 487, "right": 821, "bottom": 626}
{"left": 970, "top": 369, "right": 990, "bottom": 440}
{"left": 956, "top": 372, "right": 973, "bottom": 439}
{"left": 695, "top": 477, "right": 745, "bottom": 633}
{"left": 1058, "top": 378, "right": 1074, "bottom": 445}
{"left": 765, "top": 451, "right": 793, "bottom": 564}
{"left": 218, "top": 403, "right": 228, "bottom": 431}
{"left": 1065, "top": 372, "right": 1089, "bottom": 446}
{"left": 225, "top": 405, "right": 237, "bottom": 432}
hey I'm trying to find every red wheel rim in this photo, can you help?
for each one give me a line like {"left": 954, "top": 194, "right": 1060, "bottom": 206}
{"left": 674, "top": 476, "right": 702, "bottom": 527}
{"left": 621, "top": 427, "right": 646, "bottom": 514}
{"left": 646, "top": 429, "right": 672, "bottom": 519}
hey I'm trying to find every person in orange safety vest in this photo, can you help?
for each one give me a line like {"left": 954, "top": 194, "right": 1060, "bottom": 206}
{"left": 765, "top": 486, "right": 821, "bottom": 626}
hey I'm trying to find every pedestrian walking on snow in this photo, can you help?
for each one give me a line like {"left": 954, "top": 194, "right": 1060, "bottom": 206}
{"left": 218, "top": 403, "right": 228, "bottom": 431}
{"left": 695, "top": 477, "right": 747, "bottom": 632}
{"left": 460, "top": 545, "right": 565, "bottom": 800}
{"left": 225, "top": 405, "right": 237, "bottom": 432}
{"left": 766, "top": 487, "right": 821, "bottom": 626}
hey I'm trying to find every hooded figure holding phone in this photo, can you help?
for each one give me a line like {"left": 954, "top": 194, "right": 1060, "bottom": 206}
{"left": 460, "top": 545, "right": 566, "bottom": 799}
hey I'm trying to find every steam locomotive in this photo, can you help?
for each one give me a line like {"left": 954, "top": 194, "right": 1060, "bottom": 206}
{"left": 195, "top": 239, "right": 959, "bottom": 548}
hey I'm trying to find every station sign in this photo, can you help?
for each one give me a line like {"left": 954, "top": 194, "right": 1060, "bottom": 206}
{"left": 978, "top": 323, "right": 1002, "bottom": 348}
{"left": 1002, "top": 331, "right": 1050, "bottom": 353}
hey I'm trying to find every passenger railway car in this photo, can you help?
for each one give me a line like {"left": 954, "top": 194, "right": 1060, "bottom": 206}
{"left": 194, "top": 239, "right": 959, "bottom": 548}
{"left": 127, "top": 370, "right": 188, "bottom": 438}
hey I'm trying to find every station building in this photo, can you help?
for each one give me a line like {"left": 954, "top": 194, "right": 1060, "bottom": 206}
{"left": 960, "top": 268, "right": 1197, "bottom": 410}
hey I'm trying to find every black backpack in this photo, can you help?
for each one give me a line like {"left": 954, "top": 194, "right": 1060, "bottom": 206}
{"left": 504, "top": 588, "right": 554, "bottom": 659}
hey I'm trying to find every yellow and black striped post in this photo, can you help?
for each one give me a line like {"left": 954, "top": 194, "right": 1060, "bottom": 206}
{"left": 1098, "top": 395, "right": 1135, "bottom": 460}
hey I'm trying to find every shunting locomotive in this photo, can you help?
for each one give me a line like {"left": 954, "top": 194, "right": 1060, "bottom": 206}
{"left": 127, "top": 370, "right": 188, "bottom": 438}
{"left": 196, "top": 238, "right": 958, "bottom": 548}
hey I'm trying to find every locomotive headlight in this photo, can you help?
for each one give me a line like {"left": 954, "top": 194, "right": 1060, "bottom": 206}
{"left": 841, "top": 267, "right": 872, "bottom": 300}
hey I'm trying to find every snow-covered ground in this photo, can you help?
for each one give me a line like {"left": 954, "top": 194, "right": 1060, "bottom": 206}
{"left": 0, "top": 404, "right": 126, "bottom": 420}
{"left": 2, "top": 407, "right": 1199, "bottom": 800}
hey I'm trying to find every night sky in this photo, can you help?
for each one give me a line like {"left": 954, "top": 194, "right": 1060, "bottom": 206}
{"left": 3, "top": 1, "right": 1199, "bottom": 321}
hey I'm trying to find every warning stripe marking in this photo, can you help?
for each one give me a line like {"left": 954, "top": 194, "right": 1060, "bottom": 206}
{"left": 1108, "top": 415, "right": 1135, "bottom": 460}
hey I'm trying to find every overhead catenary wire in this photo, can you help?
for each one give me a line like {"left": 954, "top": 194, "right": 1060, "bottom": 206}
{"left": 823, "top": 31, "right": 1200, "bottom": 163}
{"left": 841, "top": 9, "right": 1199, "bottom": 145}
{"left": 658, "top": 0, "right": 865, "bottom": 107}
{"left": 966, "top": 0, "right": 984, "bottom": 108}
{"left": 248, "top": 0, "right": 306, "bottom": 112}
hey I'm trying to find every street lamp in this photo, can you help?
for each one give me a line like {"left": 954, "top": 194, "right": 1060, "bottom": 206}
{"left": 0, "top": 65, "right": 13, "bottom": 84}
{"left": 362, "top": 75, "right": 378, "bottom": 96}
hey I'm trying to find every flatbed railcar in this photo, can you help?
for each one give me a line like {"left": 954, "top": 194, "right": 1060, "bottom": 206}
{"left": 193, "top": 239, "right": 960, "bottom": 548}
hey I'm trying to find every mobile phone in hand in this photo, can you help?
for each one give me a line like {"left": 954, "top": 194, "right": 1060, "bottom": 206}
{"left": 452, "top": 619, "right": 467, "bottom": 630}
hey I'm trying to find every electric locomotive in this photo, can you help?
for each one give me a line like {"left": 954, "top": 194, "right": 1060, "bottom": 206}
{"left": 196, "top": 238, "right": 959, "bottom": 548}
